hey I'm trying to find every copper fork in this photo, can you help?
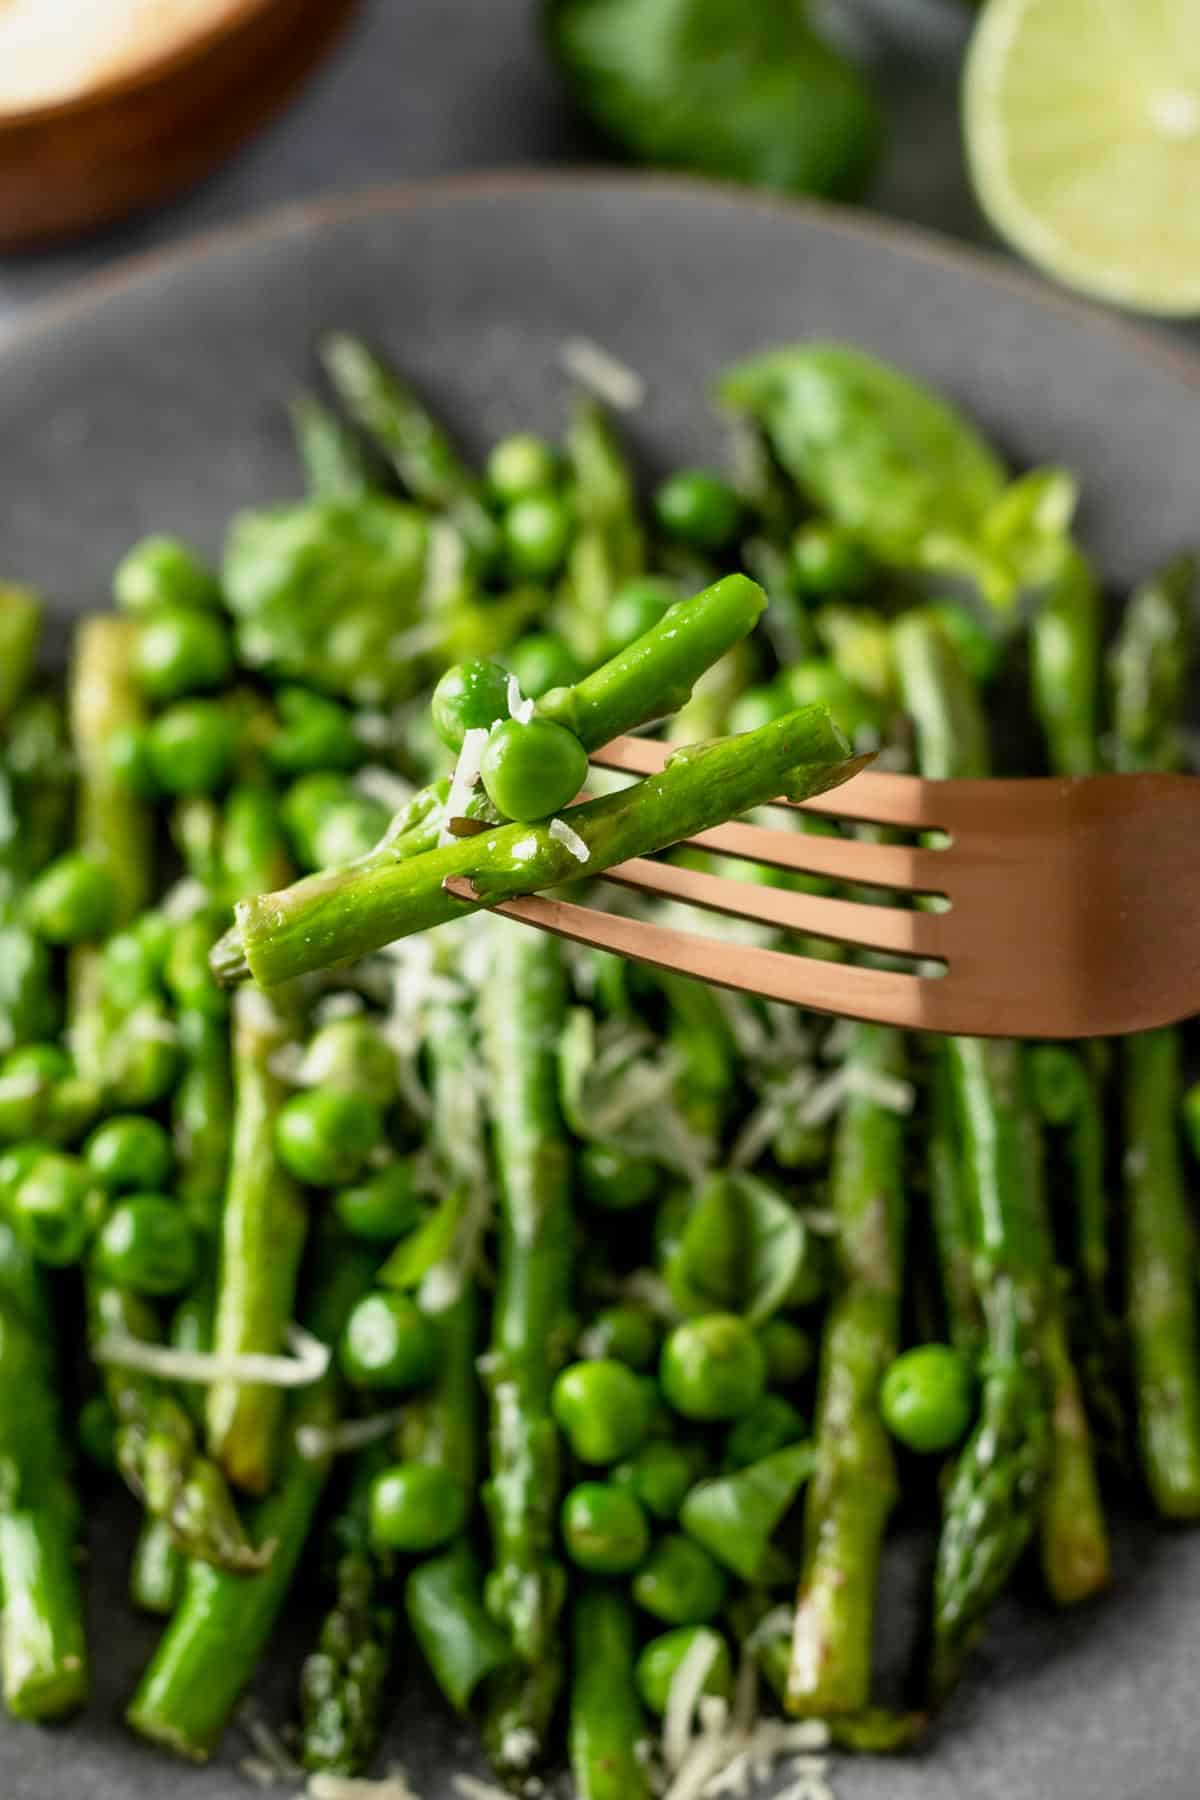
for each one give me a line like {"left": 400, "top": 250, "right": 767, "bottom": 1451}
{"left": 445, "top": 735, "right": 1200, "bottom": 1040}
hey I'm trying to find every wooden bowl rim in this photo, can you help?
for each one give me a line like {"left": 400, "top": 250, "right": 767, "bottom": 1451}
{"left": 0, "top": 0, "right": 293, "bottom": 129}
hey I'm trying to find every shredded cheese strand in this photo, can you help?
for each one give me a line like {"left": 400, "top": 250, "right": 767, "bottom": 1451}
{"left": 94, "top": 1324, "right": 329, "bottom": 1388}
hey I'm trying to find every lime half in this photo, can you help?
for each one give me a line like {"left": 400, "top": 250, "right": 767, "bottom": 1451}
{"left": 964, "top": 0, "right": 1200, "bottom": 316}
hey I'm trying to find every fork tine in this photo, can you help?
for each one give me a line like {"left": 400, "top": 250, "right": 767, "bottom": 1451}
{"left": 443, "top": 880, "right": 929, "bottom": 1028}
{"left": 599, "top": 857, "right": 945, "bottom": 961}
{"left": 593, "top": 736, "right": 949, "bottom": 830}
{"left": 676, "top": 818, "right": 949, "bottom": 895}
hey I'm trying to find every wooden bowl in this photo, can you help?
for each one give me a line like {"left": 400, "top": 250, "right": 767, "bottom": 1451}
{"left": 0, "top": 0, "right": 358, "bottom": 251}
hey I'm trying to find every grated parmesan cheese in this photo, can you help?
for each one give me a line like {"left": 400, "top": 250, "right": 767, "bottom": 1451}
{"left": 664, "top": 1633, "right": 724, "bottom": 1774}
{"left": 439, "top": 728, "right": 489, "bottom": 848}
{"left": 560, "top": 338, "right": 646, "bottom": 411}
{"left": 842, "top": 1061, "right": 915, "bottom": 1116}
{"left": 95, "top": 1323, "right": 329, "bottom": 1389}
{"left": 295, "top": 1407, "right": 406, "bottom": 1462}
{"left": 548, "top": 817, "right": 589, "bottom": 865}
{"left": 506, "top": 673, "right": 535, "bottom": 725}
{"left": 453, "top": 1775, "right": 521, "bottom": 1800}
{"left": 308, "top": 1769, "right": 420, "bottom": 1800}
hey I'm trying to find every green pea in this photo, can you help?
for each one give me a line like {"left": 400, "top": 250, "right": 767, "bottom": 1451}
{"left": 0, "top": 1143, "right": 48, "bottom": 1204}
{"left": 84, "top": 1116, "right": 174, "bottom": 1193}
{"left": 785, "top": 1229, "right": 832, "bottom": 1310}
{"left": 113, "top": 535, "right": 220, "bottom": 614}
{"left": 275, "top": 1089, "right": 383, "bottom": 1187}
{"left": 928, "top": 599, "right": 1002, "bottom": 687}
{"left": 727, "top": 683, "right": 792, "bottom": 736}
{"left": 165, "top": 914, "right": 228, "bottom": 1018}
{"left": 604, "top": 577, "right": 677, "bottom": 656}
{"left": 881, "top": 1344, "right": 974, "bottom": 1453}
{"left": 506, "top": 633, "right": 581, "bottom": 701}
{"left": 632, "top": 1533, "right": 727, "bottom": 1625}
{"left": 430, "top": 660, "right": 511, "bottom": 752}
{"left": 560, "top": 1481, "right": 650, "bottom": 1575}
{"left": 107, "top": 723, "right": 159, "bottom": 797}
{"left": 135, "top": 607, "right": 233, "bottom": 702}
{"left": 26, "top": 852, "right": 120, "bottom": 944}
{"left": 503, "top": 493, "right": 571, "bottom": 578}
{"left": 480, "top": 716, "right": 588, "bottom": 823}
{"left": 636, "top": 1626, "right": 734, "bottom": 1716}
{"left": 487, "top": 434, "right": 560, "bottom": 503}
{"left": 301, "top": 1016, "right": 398, "bottom": 1105}
{"left": 335, "top": 1162, "right": 424, "bottom": 1242}
{"left": 779, "top": 660, "right": 882, "bottom": 745}
{"left": 4, "top": 1043, "right": 72, "bottom": 1086}
{"left": 579, "top": 1142, "right": 660, "bottom": 1212}
{"left": 654, "top": 470, "right": 742, "bottom": 551}
{"left": 578, "top": 1304, "right": 660, "bottom": 1371}
{"left": 339, "top": 1291, "right": 438, "bottom": 1390}
{"left": 13, "top": 1153, "right": 105, "bottom": 1266}
{"left": 95, "top": 1194, "right": 196, "bottom": 1296}
{"left": 790, "top": 521, "right": 872, "bottom": 595}
{"left": 758, "top": 1318, "right": 814, "bottom": 1386}
{"left": 108, "top": 1005, "right": 180, "bottom": 1110}
{"left": 311, "top": 795, "right": 390, "bottom": 867}
{"left": 724, "top": 1394, "right": 806, "bottom": 1469}
{"left": 660, "top": 1314, "right": 767, "bottom": 1422}
{"left": 551, "top": 1358, "right": 653, "bottom": 1465}
{"left": 654, "top": 1189, "right": 692, "bottom": 1267}
{"left": 613, "top": 1440, "right": 707, "bottom": 1523}
{"left": 147, "top": 700, "right": 238, "bottom": 795}
{"left": 368, "top": 1462, "right": 468, "bottom": 1554}
{"left": 77, "top": 1394, "right": 119, "bottom": 1471}
{"left": 267, "top": 686, "right": 362, "bottom": 775}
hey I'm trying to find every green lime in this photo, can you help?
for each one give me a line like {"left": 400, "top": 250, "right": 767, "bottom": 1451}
{"left": 964, "top": 0, "right": 1200, "bottom": 316}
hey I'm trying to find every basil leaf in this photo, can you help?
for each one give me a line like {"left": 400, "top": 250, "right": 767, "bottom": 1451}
{"left": 719, "top": 344, "right": 1006, "bottom": 564}
{"left": 666, "top": 1171, "right": 809, "bottom": 1324}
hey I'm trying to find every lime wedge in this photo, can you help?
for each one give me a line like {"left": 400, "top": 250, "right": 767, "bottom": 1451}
{"left": 964, "top": 0, "right": 1200, "bottom": 316}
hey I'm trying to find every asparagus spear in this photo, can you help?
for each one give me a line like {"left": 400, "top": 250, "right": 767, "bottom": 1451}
{"left": 205, "top": 987, "right": 308, "bottom": 1495}
{"left": 569, "top": 1584, "right": 651, "bottom": 1800}
{"left": 1029, "top": 549, "right": 1102, "bottom": 777}
{"left": 1111, "top": 556, "right": 1200, "bottom": 1517}
{"left": 0, "top": 1217, "right": 87, "bottom": 1721}
{"left": 0, "top": 583, "right": 41, "bottom": 727}
{"left": 1109, "top": 552, "right": 1196, "bottom": 774}
{"left": 129, "top": 1519, "right": 183, "bottom": 1615}
{"left": 788, "top": 1022, "right": 906, "bottom": 1716}
{"left": 214, "top": 701, "right": 856, "bottom": 989}
{"left": 91, "top": 1281, "right": 267, "bottom": 1569}
{"left": 927, "top": 1059, "right": 983, "bottom": 1360}
{"left": 558, "top": 394, "right": 644, "bottom": 667}
{"left": 894, "top": 612, "right": 1055, "bottom": 1698}
{"left": 1027, "top": 560, "right": 1112, "bottom": 1600}
{"left": 319, "top": 332, "right": 498, "bottom": 562}
{"left": 299, "top": 1449, "right": 395, "bottom": 1777}
{"left": 1122, "top": 1029, "right": 1200, "bottom": 1517}
{"left": 128, "top": 1234, "right": 377, "bottom": 1760}
{"left": 479, "top": 923, "right": 572, "bottom": 1778}
{"left": 289, "top": 391, "right": 378, "bottom": 500}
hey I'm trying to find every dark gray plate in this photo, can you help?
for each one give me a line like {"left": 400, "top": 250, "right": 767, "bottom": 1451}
{"left": 3, "top": 173, "right": 1200, "bottom": 1800}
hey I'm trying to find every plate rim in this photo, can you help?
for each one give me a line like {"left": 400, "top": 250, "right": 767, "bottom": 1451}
{"left": 3, "top": 166, "right": 1200, "bottom": 393}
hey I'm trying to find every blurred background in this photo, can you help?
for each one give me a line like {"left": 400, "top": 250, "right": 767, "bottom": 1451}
{"left": 0, "top": 0, "right": 1057, "bottom": 321}
{"left": 0, "top": 0, "right": 1196, "bottom": 336}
